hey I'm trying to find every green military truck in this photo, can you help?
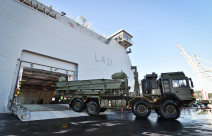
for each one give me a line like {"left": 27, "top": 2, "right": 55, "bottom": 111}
{"left": 56, "top": 67, "right": 195, "bottom": 120}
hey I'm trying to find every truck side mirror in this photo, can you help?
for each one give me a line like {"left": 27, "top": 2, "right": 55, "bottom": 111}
{"left": 189, "top": 78, "right": 194, "bottom": 88}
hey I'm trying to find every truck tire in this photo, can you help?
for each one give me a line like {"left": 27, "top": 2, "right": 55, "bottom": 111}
{"left": 159, "top": 100, "right": 180, "bottom": 120}
{"left": 100, "top": 108, "right": 107, "bottom": 112}
{"left": 132, "top": 100, "right": 151, "bottom": 119}
{"left": 71, "top": 99, "right": 85, "bottom": 112}
{"left": 86, "top": 101, "right": 100, "bottom": 116}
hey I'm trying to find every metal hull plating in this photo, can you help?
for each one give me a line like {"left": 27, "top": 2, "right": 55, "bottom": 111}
{"left": 0, "top": 0, "right": 134, "bottom": 113}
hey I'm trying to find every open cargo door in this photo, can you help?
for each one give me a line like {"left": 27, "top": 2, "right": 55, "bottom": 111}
{"left": 11, "top": 50, "right": 79, "bottom": 121}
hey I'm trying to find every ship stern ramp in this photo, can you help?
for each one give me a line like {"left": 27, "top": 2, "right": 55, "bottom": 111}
{"left": 13, "top": 104, "right": 90, "bottom": 121}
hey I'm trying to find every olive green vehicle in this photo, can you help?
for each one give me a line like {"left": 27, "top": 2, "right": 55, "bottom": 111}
{"left": 56, "top": 66, "right": 195, "bottom": 120}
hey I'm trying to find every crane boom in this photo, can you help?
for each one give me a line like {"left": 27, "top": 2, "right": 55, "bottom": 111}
{"left": 176, "top": 45, "right": 212, "bottom": 82}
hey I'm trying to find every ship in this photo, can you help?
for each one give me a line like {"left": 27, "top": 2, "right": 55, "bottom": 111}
{"left": 0, "top": 0, "right": 135, "bottom": 116}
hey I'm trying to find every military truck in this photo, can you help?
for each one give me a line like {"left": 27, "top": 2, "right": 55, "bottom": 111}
{"left": 194, "top": 90, "right": 210, "bottom": 107}
{"left": 56, "top": 67, "right": 195, "bottom": 120}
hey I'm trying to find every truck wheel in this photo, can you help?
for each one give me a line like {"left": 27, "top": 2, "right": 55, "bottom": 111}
{"left": 132, "top": 100, "right": 151, "bottom": 119}
{"left": 71, "top": 99, "right": 85, "bottom": 112}
{"left": 100, "top": 108, "right": 107, "bottom": 112}
{"left": 86, "top": 101, "right": 100, "bottom": 116}
{"left": 159, "top": 100, "right": 180, "bottom": 120}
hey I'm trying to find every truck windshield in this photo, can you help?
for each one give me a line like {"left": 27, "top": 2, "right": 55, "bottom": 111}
{"left": 172, "top": 79, "right": 187, "bottom": 88}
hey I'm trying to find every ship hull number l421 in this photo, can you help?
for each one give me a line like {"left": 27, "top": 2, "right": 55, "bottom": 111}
{"left": 95, "top": 53, "right": 112, "bottom": 66}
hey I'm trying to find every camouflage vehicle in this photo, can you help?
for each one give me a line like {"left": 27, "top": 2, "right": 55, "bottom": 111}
{"left": 56, "top": 67, "right": 195, "bottom": 120}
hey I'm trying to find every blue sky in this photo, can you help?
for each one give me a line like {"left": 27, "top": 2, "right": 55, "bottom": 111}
{"left": 39, "top": 0, "right": 212, "bottom": 91}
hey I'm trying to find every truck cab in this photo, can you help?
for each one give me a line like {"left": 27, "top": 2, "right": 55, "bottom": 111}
{"left": 142, "top": 72, "right": 195, "bottom": 106}
{"left": 160, "top": 72, "right": 195, "bottom": 105}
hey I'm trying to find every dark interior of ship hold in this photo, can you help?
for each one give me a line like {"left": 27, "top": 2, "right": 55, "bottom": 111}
{"left": 17, "top": 67, "right": 67, "bottom": 104}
